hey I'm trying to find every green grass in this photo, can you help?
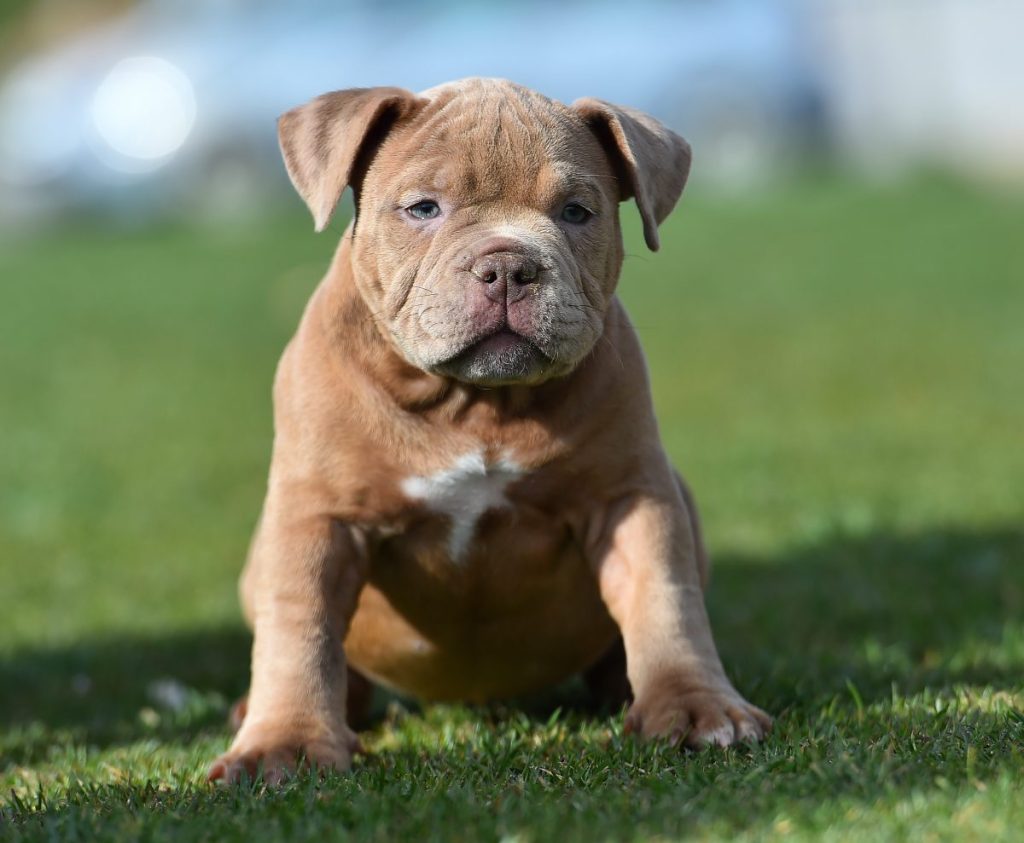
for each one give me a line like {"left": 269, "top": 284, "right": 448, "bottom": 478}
{"left": 1, "top": 177, "right": 1022, "bottom": 841}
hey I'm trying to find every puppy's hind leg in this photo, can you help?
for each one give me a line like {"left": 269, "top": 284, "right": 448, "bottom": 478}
{"left": 583, "top": 637, "right": 632, "bottom": 712}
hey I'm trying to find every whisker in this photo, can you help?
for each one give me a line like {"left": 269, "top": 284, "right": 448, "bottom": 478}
{"left": 599, "top": 332, "right": 626, "bottom": 372}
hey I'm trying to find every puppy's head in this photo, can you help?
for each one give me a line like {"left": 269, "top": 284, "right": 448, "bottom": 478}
{"left": 279, "top": 78, "right": 690, "bottom": 386}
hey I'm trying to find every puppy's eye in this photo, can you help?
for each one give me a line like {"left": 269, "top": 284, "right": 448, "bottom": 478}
{"left": 560, "top": 202, "right": 592, "bottom": 224}
{"left": 406, "top": 200, "right": 441, "bottom": 220}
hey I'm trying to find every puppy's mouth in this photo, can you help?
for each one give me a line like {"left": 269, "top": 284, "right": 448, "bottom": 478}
{"left": 434, "top": 327, "right": 551, "bottom": 386}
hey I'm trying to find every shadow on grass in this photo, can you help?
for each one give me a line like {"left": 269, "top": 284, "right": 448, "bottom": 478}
{"left": 2, "top": 525, "right": 1021, "bottom": 767}
{"left": 709, "top": 523, "right": 1023, "bottom": 715}
{"left": 0, "top": 626, "right": 252, "bottom": 764}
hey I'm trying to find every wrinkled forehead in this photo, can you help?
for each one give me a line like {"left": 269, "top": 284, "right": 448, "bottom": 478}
{"left": 375, "top": 81, "right": 614, "bottom": 206}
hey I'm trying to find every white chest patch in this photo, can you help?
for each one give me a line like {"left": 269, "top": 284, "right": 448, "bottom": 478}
{"left": 401, "top": 450, "right": 523, "bottom": 562}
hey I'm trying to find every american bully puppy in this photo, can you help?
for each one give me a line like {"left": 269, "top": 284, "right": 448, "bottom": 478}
{"left": 208, "top": 78, "right": 771, "bottom": 784}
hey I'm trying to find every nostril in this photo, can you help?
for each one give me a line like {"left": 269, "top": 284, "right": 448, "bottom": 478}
{"left": 471, "top": 253, "right": 540, "bottom": 286}
{"left": 514, "top": 265, "right": 538, "bottom": 285}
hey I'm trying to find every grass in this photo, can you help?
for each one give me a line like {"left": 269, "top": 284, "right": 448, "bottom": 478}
{"left": 1, "top": 176, "right": 1022, "bottom": 841}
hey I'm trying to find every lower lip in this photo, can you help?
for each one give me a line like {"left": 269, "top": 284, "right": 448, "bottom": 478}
{"left": 475, "top": 330, "right": 525, "bottom": 354}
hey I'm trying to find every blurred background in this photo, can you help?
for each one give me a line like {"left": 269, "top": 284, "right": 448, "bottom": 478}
{"left": 1, "top": 0, "right": 1022, "bottom": 757}
{"left": 1, "top": 0, "right": 1023, "bottom": 225}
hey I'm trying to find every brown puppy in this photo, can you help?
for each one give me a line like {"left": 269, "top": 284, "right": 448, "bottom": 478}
{"left": 208, "top": 78, "right": 771, "bottom": 784}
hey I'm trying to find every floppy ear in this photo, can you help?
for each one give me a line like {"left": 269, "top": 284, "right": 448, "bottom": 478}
{"left": 572, "top": 98, "right": 691, "bottom": 251}
{"left": 278, "top": 87, "right": 422, "bottom": 232}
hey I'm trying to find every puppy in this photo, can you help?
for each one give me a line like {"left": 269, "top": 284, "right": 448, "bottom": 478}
{"left": 208, "top": 78, "right": 770, "bottom": 784}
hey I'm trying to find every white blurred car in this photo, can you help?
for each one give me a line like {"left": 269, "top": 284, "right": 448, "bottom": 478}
{"left": 0, "top": 0, "right": 821, "bottom": 223}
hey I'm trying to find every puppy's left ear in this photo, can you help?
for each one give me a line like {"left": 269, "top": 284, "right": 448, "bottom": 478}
{"left": 573, "top": 98, "right": 691, "bottom": 251}
{"left": 278, "top": 87, "right": 423, "bottom": 232}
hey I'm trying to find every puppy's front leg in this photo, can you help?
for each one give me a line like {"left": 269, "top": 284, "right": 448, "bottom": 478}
{"left": 589, "top": 473, "right": 771, "bottom": 748}
{"left": 208, "top": 502, "right": 366, "bottom": 784}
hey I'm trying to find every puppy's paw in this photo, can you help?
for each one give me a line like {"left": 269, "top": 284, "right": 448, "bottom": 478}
{"left": 624, "top": 675, "right": 771, "bottom": 749}
{"left": 207, "top": 724, "right": 362, "bottom": 786}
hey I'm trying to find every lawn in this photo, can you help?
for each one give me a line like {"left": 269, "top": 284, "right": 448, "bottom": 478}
{"left": 1, "top": 177, "right": 1022, "bottom": 841}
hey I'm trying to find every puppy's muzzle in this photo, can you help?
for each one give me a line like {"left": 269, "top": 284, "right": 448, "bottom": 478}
{"left": 470, "top": 251, "right": 541, "bottom": 305}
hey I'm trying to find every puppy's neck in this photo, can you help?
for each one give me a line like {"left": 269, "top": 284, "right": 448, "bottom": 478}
{"left": 318, "top": 234, "right": 575, "bottom": 421}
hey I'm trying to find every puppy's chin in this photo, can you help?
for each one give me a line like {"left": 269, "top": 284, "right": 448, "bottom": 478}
{"left": 433, "top": 330, "right": 552, "bottom": 387}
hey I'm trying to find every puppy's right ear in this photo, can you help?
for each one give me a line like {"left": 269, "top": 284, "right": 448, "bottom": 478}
{"left": 278, "top": 87, "right": 422, "bottom": 232}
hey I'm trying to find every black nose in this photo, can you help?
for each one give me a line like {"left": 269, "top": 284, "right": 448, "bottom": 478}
{"left": 470, "top": 252, "right": 540, "bottom": 303}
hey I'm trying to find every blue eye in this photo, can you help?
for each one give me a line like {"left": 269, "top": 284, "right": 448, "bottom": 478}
{"left": 407, "top": 200, "right": 440, "bottom": 220}
{"left": 561, "top": 202, "right": 592, "bottom": 224}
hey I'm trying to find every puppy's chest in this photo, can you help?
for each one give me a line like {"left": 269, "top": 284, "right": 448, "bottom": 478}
{"left": 397, "top": 449, "right": 535, "bottom": 563}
